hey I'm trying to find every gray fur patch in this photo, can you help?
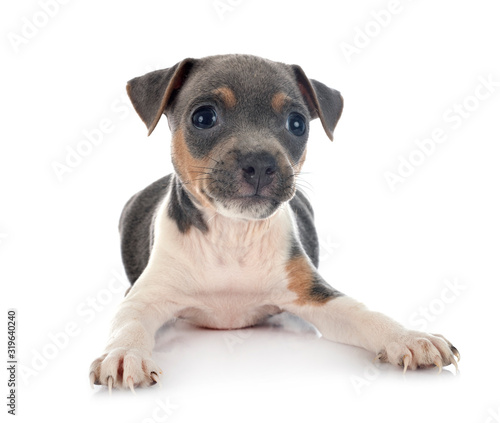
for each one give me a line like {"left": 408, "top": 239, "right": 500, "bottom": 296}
{"left": 309, "top": 274, "right": 344, "bottom": 301}
{"left": 167, "top": 177, "right": 208, "bottom": 234}
{"left": 289, "top": 189, "right": 319, "bottom": 267}
{"left": 119, "top": 175, "right": 173, "bottom": 283}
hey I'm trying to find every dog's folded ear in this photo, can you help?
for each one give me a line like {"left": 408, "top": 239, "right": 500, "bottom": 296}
{"left": 127, "top": 58, "right": 196, "bottom": 135}
{"left": 291, "top": 65, "right": 344, "bottom": 141}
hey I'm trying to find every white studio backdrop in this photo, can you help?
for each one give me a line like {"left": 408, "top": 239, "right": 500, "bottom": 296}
{"left": 1, "top": 0, "right": 499, "bottom": 422}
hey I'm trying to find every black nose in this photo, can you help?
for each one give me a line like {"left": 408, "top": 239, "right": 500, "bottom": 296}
{"left": 241, "top": 152, "right": 277, "bottom": 193}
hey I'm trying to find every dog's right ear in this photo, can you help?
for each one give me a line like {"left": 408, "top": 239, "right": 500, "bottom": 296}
{"left": 127, "top": 58, "right": 196, "bottom": 136}
{"left": 290, "top": 65, "right": 343, "bottom": 142}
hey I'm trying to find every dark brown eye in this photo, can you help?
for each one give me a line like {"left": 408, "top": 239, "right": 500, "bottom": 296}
{"left": 286, "top": 113, "right": 306, "bottom": 136}
{"left": 192, "top": 106, "right": 217, "bottom": 129}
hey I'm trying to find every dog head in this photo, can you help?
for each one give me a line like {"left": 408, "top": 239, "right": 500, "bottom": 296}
{"left": 127, "top": 54, "right": 343, "bottom": 220}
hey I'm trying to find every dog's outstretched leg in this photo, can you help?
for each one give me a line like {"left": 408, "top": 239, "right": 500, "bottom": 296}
{"left": 89, "top": 275, "right": 180, "bottom": 390}
{"left": 281, "top": 253, "right": 459, "bottom": 372}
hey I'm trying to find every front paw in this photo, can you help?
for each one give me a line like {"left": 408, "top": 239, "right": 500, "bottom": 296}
{"left": 376, "top": 331, "right": 460, "bottom": 373}
{"left": 89, "top": 348, "right": 162, "bottom": 392}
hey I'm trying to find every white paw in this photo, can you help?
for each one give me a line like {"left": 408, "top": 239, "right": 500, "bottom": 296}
{"left": 375, "top": 331, "right": 460, "bottom": 373}
{"left": 89, "top": 348, "right": 162, "bottom": 392}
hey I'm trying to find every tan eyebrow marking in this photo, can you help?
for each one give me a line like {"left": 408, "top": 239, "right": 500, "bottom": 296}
{"left": 271, "top": 92, "right": 292, "bottom": 113}
{"left": 212, "top": 87, "right": 237, "bottom": 108}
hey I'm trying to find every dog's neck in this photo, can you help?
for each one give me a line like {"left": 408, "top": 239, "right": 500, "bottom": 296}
{"left": 170, "top": 174, "right": 290, "bottom": 247}
{"left": 201, "top": 208, "right": 287, "bottom": 248}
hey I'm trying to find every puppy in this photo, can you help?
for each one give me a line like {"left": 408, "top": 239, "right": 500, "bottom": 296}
{"left": 89, "top": 54, "right": 459, "bottom": 391}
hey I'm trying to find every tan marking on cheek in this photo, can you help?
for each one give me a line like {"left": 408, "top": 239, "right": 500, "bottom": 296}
{"left": 271, "top": 92, "right": 291, "bottom": 113}
{"left": 171, "top": 129, "right": 213, "bottom": 209}
{"left": 213, "top": 87, "right": 237, "bottom": 108}
{"left": 294, "top": 147, "right": 307, "bottom": 174}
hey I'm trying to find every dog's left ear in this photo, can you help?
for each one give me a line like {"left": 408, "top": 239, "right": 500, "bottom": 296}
{"left": 291, "top": 65, "right": 344, "bottom": 141}
{"left": 127, "top": 58, "right": 197, "bottom": 135}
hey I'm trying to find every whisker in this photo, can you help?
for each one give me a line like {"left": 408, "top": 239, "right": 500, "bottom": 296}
{"left": 192, "top": 177, "right": 214, "bottom": 182}
{"left": 296, "top": 178, "right": 314, "bottom": 190}
{"left": 206, "top": 155, "right": 220, "bottom": 164}
{"left": 206, "top": 211, "right": 218, "bottom": 224}
{"left": 190, "top": 166, "right": 216, "bottom": 170}
{"left": 188, "top": 170, "right": 211, "bottom": 175}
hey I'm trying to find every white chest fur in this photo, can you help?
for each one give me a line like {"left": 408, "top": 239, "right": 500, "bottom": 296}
{"left": 139, "top": 195, "right": 296, "bottom": 329}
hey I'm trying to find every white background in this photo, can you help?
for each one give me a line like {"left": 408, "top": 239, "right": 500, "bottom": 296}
{"left": 2, "top": 0, "right": 499, "bottom": 421}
